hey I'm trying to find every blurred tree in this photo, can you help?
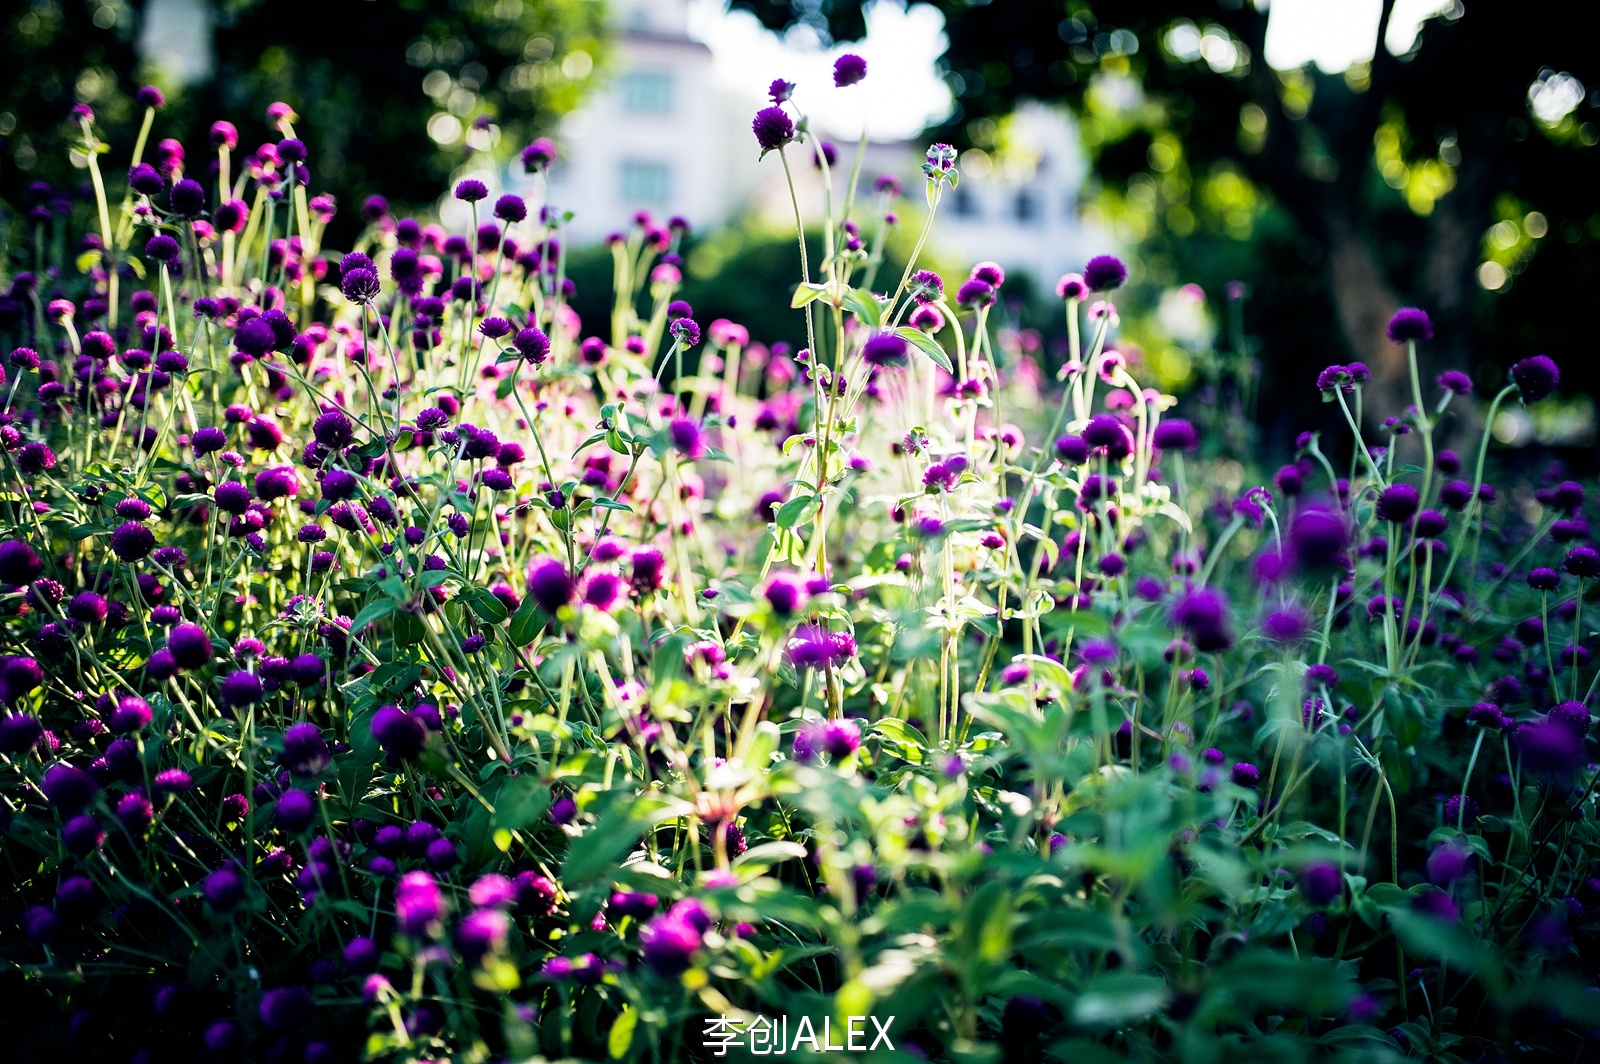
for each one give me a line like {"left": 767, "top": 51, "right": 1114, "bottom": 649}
{"left": 730, "top": 0, "right": 1600, "bottom": 437}
{"left": 1, "top": 0, "right": 606, "bottom": 249}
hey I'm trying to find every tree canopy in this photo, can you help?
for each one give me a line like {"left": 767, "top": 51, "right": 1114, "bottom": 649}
{"left": 733, "top": 0, "right": 1600, "bottom": 439}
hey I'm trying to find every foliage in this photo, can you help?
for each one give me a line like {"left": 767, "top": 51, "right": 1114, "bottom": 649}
{"left": 0, "top": 0, "right": 606, "bottom": 243}
{"left": 0, "top": 63, "right": 1597, "bottom": 1064}
{"left": 731, "top": 0, "right": 1600, "bottom": 431}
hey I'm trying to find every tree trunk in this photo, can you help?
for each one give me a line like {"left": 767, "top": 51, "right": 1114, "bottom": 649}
{"left": 1322, "top": 213, "right": 1404, "bottom": 420}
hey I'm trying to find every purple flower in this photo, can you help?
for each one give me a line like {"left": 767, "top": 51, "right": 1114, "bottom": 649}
{"left": 1231, "top": 762, "right": 1261, "bottom": 789}
{"left": 1375, "top": 484, "right": 1420, "bottom": 523}
{"left": 454, "top": 179, "right": 489, "bottom": 202}
{"left": 956, "top": 278, "right": 994, "bottom": 309}
{"left": 640, "top": 913, "right": 702, "bottom": 975}
{"left": 1437, "top": 370, "right": 1472, "bottom": 396}
{"left": 282, "top": 722, "right": 330, "bottom": 776}
{"left": 313, "top": 409, "right": 354, "bottom": 448}
{"left": 110, "top": 521, "right": 156, "bottom": 562}
{"left": 0, "top": 539, "right": 43, "bottom": 585}
{"left": 513, "top": 326, "right": 550, "bottom": 362}
{"left": 1511, "top": 355, "right": 1559, "bottom": 402}
{"left": 669, "top": 418, "right": 706, "bottom": 459}
{"left": 1262, "top": 605, "right": 1312, "bottom": 645}
{"left": 1564, "top": 546, "right": 1599, "bottom": 578}
{"left": 833, "top": 54, "right": 868, "bottom": 87}
{"left": 1171, "top": 587, "right": 1234, "bottom": 653}
{"left": 275, "top": 789, "right": 316, "bottom": 833}
{"left": 494, "top": 194, "right": 527, "bottom": 223}
{"left": 144, "top": 234, "right": 180, "bottom": 262}
{"left": 521, "top": 138, "right": 557, "bottom": 172}
{"left": 527, "top": 558, "right": 574, "bottom": 613}
{"left": 1151, "top": 419, "right": 1197, "bottom": 452}
{"left": 1528, "top": 567, "right": 1561, "bottom": 592}
{"left": 671, "top": 318, "right": 701, "bottom": 346}
{"left": 204, "top": 867, "right": 244, "bottom": 910}
{"left": 221, "top": 670, "right": 263, "bottom": 708}
{"left": 109, "top": 696, "right": 152, "bottom": 734}
{"left": 862, "top": 331, "right": 909, "bottom": 367}
{"left": 768, "top": 79, "right": 795, "bottom": 103}
{"left": 1299, "top": 862, "right": 1342, "bottom": 906}
{"left": 372, "top": 705, "right": 428, "bottom": 761}
{"left": 752, "top": 107, "right": 795, "bottom": 152}
{"left": 1386, "top": 307, "right": 1433, "bottom": 343}
{"left": 341, "top": 267, "right": 380, "bottom": 305}
{"left": 259, "top": 987, "right": 313, "bottom": 1032}
{"left": 1083, "top": 255, "right": 1127, "bottom": 292}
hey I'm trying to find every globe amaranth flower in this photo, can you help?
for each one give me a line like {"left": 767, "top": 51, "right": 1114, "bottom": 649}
{"left": 109, "top": 696, "right": 153, "bottom": 733}
{"left": 1564, "top": 546, "right": 1600, "bottom": 578}
{"left": 521, "top": 138, "right": 557, "bottom": 172}
{"left": 922, "top": 142, "right": 957, "bottom": 180}
{"left": 144, "top": 234, "right": 180, "bottom": 262}
{"left": 640, "top": 912, "right": 702, "bottom": 975}
{"left": 862, "top": 331, "right": 909, "bottom": 368}
{"left": 787, "top": 624, "right": 857, "bottom": 670}
{"left": 1511, "top": 355, "right": 1559, "bottom": 402}
{"left": 1437, "top": 370, "right": 1472, "bottom": 396}
{"left": 833, "top": 53, "right": 867, "bottom": 87}
{"left": 527, "top": 558, "right": 575, "bottom": 613}
{"left": 1527, "top": 567, "right": 1561, "bottom": 592}
{"left": 1151, "top": 419, "right": 1198, "bottom": 452}
{"left": 970, "top": 261, "right": 1005, "bottom": 288}
{"left": 670, "top": 318, "right": 701, "bottom": 347}
{"left": 1083, "top": 255, "right": 1127, "bottom": 292}
{"left": 1262, "top": 605, "right": 1312, "bottom": 645}
{"left": 281, "top": 722, "right": 330, "bottom": 777}
{"left": 128, "top": 163, "right": 164, "bottom": 196}
{"left": 768, "top": 78, "right": 795, "bottom": 103}
{"left": 1171, "top": 586, "right": 1234, "bottom": 653}
{"left": 909, "top": 269, "right": 944, "bottom": 304}
{"left": 1386, "top": 307, "right": 1433, "bottom": 343}
{"left": 169, "top": 178, "right": 206, "bottom": 217}
{"left": 1375, "top": 483, "right": 1420, "bottom": 523}
{"left": 752, "top": 106, "right": 795, "bottom": 152}
{"left": 312, "top": 408, "right": 354, "bottom": 448}
{"left": 0, "top": 539, "right": 43, "bottom": 585}
{"left": 454, "top": 179, "right": 489, "bottom": 203}
{"left": 513, "top": 326, "right": 550, "bottom": 363}
{"left": 669, "top": 418, "right": 706, "bottom": 460}
{"left": 494, "top": 194, "right": 526, "bottom": 223}
{"left": 1299, "top": 861, "right": 1343, "bottom": 906}
{"left": 955, "top": 278, "right": 994, "bottom": 309}
{"left": 110, "top": 521, "right": 156, "bottom": 562}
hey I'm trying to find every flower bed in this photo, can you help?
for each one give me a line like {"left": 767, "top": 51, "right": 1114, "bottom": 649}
{"left": 0, "top": 61, "right": 1596, "bottom": 1063}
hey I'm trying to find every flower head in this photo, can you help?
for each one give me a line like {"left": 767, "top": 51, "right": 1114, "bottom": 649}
{"left": 1386, "top": 307, "right": 1433, "bottom": 343}
{"left": 752, "top": 107, "right": 795, "bottom": 152}
{"left": 1511, "top": 355, "right": 1559, "bottom": 403}
{"left": 1083, "top": 255, "right": 1127, "bottom": 292}
{"left": 833, "top": 54, "right": 868, "bottom": 87}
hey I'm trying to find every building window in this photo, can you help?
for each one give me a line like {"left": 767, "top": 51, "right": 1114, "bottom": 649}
{"left": 620, "top": 71, "right": 673, "bottom": 114}
{"left": 621, "top": 160, "right": 672, "bottom": 206}
{"left": 1014, "top": 189, "right": 1037, "bottom": 221}
{"left": 952, "top": 186, "right": 978, "bottom": 218}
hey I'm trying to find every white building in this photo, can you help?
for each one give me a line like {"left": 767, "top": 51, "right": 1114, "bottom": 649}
{"left": 545, "top": 0, "right": 761, "bottom": 241}
{"left": 541, "top": 1, "right": 1100, "bottom": 289}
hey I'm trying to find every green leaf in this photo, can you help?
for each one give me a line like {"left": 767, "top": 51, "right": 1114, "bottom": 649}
{"left": 561, "top": 794, "right": 691, "bottom": 883}
{"left": 608, "top": 1005, "right": 637, "bottom": 1059}
{"left": 392, "top": 610, "right": 426, "bottom": 647}
{"left": 896, "top": 326, "right": 953, "bottom": 373}
{"left": 790, "top": 282, "right": 829, "bottom": 308}
{"left": 350, "top": 598, "right": 397, "bottom": 633}
{"left": 465, "top": 588, "right": 510, "bottom": 624}
{"left": 775, "top": 493, "right": 817, "bottom": 530}
{"left": 491, "top": 774, "right": 552, "bottom": 833}
{"left": 508, "top": 596, "right": 544, "bottom": 647}
{"left": 843, "top": 288, "right": 883, "bottom": 327}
